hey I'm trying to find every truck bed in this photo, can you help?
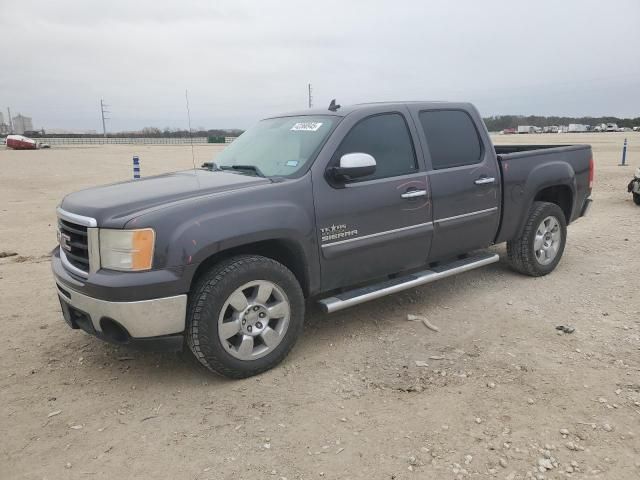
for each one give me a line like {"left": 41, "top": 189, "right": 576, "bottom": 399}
{"left": 493, "top": 143, "right": 592, "bottom": 244}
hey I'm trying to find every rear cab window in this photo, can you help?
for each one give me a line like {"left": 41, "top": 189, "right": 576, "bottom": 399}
{"left": 419, "top": 110, "right": 483, "bottom": 170}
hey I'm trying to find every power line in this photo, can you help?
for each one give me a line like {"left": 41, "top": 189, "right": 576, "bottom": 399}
{"left": 184, "top": 89, "right": 197, "bottom": 175}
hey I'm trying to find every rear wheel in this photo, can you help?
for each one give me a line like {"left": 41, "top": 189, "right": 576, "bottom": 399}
{"left": 507, "top": 201, "right": 567, "bottom": 277}
{"left": 187, "top": 255, "right": 304, "bottom": 378}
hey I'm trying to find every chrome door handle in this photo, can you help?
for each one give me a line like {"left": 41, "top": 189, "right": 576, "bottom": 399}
{"left": 474, "top": 177, "right": 495, "bottom": 185}
{"left": 401, "top": 189, "right": 427, "bottom": 199}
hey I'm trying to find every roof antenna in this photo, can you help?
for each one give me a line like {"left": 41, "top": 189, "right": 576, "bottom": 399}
{"left": 328, "top": 99, "right": 341, "bottom": 112}
{"left": 185, "top": 89, "right": 200, "bottom": 186}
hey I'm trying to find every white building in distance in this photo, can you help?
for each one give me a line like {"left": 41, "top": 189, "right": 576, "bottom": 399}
{"left": 12, "top": 114, "right": 34, "bottom": 134}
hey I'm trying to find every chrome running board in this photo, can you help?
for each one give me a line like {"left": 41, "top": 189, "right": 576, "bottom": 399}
{"left": 318, "top": 252, "right": 499, "bottom": 313}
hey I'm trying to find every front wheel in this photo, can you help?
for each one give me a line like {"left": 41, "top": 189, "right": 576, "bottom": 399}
{"left": 507, "top": 201, "right": 567, "bottom": 277}
{"left": 187, "top": 255, "right": 305, "bottom": 378}
{"left": 633, "top": 193, "right": 640, "bottom": 205}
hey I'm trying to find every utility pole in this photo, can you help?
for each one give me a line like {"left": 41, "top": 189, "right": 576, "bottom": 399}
{"left": 100, "top": 98, "right": 110, "bottom": 138}
{"left": 7, "top": 107, "right": 13, "bottom": 133}
{"left": 308, "top": 83, "right": 313, "bottom": 109}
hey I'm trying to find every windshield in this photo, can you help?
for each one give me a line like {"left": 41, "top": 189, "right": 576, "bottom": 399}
{"left": 212, "top": 115, "right": 338, "bottom": 177}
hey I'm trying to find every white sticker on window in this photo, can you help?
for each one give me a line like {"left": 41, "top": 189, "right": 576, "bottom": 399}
{"left": 290, "top": 122, "right": 323, "bottom": 132}
{"left": 286, "top": 160, "right": 299, "bottom": 167}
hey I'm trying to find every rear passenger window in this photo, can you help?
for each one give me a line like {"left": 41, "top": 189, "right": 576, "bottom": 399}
{"left": 335, "top": 113, "right": 417, "bottom": 181}
{"left": 419, "top": 110, "right": 482, "bottom": 169}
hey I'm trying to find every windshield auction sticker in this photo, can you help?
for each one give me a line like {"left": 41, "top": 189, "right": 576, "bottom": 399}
{"left": 290, "top": 122, "right": 323, "bottom": 132}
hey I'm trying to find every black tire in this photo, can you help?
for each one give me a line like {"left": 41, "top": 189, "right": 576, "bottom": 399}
{"left": 633, "top": 193, "right": 640, "bottom": 206}
{"left": 507, "top": 201, "right": 567, "bottom": 277}
{"left": 187, "top": 255, "right": 304, "bottom": 378}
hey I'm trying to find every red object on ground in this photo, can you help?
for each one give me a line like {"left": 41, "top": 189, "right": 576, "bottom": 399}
{"left": 6, "top": 135, "right": 38, "bottom": 150}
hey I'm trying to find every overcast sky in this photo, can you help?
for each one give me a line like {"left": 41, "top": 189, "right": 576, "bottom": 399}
{"left": 1, "top": 0, "right": 639, "bottom": 131}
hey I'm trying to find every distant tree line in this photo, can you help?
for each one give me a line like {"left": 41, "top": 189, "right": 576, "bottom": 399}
{"left": 483, "top": 115, "right": 640, "bottom": 131}
{"left": 25, "top": 116, "right": 640, "bottom": 138}
{"left": 137, "top": 127, "right": 245, "bottom": 138}
{"left": 30, "top": 128, "right": 244, "bottom": 139}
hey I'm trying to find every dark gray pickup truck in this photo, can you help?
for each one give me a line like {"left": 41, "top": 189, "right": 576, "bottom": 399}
{"left": 52, "top": 101, "right": 593, "bottom": 378}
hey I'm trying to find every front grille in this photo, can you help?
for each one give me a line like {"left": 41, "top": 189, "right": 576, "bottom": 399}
{"left": 59, "top": 218, "right": 90, "bottom": 273}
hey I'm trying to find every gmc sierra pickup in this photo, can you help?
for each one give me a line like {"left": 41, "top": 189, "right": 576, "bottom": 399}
{"left": 52, "top": 101, "right": 593, "bottom": 378}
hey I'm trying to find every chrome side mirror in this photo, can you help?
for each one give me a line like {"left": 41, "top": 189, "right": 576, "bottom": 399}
{"left": 332, "top": 153, "right": 376, "bottom": 181}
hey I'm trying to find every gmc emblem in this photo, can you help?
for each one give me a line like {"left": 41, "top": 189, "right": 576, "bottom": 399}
{"left": 60, "top": 233, "right": 72, "bottom": 252}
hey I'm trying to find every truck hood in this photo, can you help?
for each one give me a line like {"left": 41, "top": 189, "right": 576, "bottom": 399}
{"left": 60, "top": 169, "right": 270, "bottom": 227}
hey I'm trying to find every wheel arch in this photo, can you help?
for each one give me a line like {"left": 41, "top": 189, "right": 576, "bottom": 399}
{"left": 497, "top": 160, "right": 578, "bottom": 244}
{"left": 189, "top": 238, "right": 311, "bottom": 297}
{"left": 533, "top": 184, "right": 573, "bottom": 223}
{"left": 513, "top": 160, "right": 577, "bottom": 240}
{"left": 512, "top": 183, "right": 574, "bottom": 240}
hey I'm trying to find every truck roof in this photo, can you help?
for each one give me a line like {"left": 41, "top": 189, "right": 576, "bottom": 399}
{"left": 268, "top": 101, "right": 476, "bottom": 119}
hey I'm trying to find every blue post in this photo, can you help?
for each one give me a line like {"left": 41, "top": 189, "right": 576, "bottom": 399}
{"left": 133, "top": 156, "right": 141, "bottom": 179}
{"left": 620, "top": 138, "right": 627, "bottom": 166}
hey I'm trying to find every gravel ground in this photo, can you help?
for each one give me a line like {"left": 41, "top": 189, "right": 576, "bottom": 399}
{"left": 1, "top": 133, "right": 639, "bottom": 479}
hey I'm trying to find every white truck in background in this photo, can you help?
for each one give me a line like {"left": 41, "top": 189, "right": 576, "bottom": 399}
{"left": 568, "top": 124, "right": 588, "bottom": 133}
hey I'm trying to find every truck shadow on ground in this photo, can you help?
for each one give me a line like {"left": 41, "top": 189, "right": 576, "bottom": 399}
{"left": 303, "top": 249, "right": 511, "bottom": 330}
{"left": 68, "top": 252, "right": 513, "bottom": 385}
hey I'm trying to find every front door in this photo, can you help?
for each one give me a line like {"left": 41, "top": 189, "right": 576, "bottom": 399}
{"left": 312, "top": 108, "right": 433, "bottom": 291}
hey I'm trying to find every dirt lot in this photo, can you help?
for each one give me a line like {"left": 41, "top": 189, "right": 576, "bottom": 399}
{"left": 1, "top": 133, "right": 639, "bottom": 480}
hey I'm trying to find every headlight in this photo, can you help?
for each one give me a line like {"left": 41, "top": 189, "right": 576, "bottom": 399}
{"left": 99, "top": 228, "right": 155, "bottom": 271}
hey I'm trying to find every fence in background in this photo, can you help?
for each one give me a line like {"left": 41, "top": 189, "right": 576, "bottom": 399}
{"left": 37, "top": 137, "right": 209, "bottom": 145}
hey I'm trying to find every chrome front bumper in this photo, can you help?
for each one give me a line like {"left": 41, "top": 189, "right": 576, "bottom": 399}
{"left": 56, "top": 282, "right": 187, "bottom": 338}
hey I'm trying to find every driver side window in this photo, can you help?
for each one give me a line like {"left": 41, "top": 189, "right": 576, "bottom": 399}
{"left": 335, "top": 113, "right": 417, "bottom": 181}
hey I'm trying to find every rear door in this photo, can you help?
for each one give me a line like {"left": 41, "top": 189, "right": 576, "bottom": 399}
{"left": 311, "top": 106, "right": 433, "bottom": 291}
{"left": 408, "top": 106, "right": 500, "bottom": 260}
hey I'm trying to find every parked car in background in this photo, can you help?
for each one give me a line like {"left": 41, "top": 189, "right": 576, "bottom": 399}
{"left": 6, "top": 134, "right": 38, "bottom": 150}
